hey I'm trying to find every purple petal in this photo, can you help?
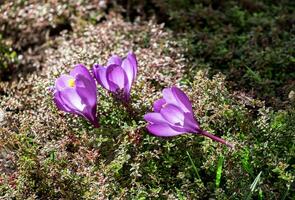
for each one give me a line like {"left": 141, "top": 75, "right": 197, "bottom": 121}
{"left": 93, "top": 64, "right": 110, "bottom": 90}
{"left": 82, "top": 106, "right": 99, "bottom": 128}
{"left": 127, "top": 51, "right": 138, "bottom": 74}
{"left": 106, "top": 65, "right": 128, "bottom": 91}
{"left": 55, "top": 91, "right": 98, "bottom": 127}
{"left": 153, "top": 98, "right": 166, "bottom": 112}
{"left": 55, "top": 75, "right": 74, "bottom": 91}
{"left": 75, "top": 74, "right": 97, "bottom": 107}
{"left": 121, "top": 52, "right": 137, "bottom": 90}
{"left": 183, "top": 112, "right": 199, "bottom": 132}
{"left": 146, "top": 124, "right": 185, "bottom": 137}
{"left": 160, "top": 104, "right": 185, "bottom": 126}
{"left": 171, "top": 87, "right": 193, "bottom": 112}
{"left": 163, "top": 87, "right": 193, "bottom": 113}
{"left": 70, "top": 64, "right": 92, "bottom": 82}
{"left": 144, "top": 112, "right": 167, "bottom": 124}
{"left": 107, "top": 55, "right": 122, "bottom": 66}
{"left": 54, "top": 91, "right": 73, "bottom": 113}
{"left": 59, "top": 88, "right": 85, "bottom": 113}
{"left": 74, "top": 70, "right": 96, "bottom": 92}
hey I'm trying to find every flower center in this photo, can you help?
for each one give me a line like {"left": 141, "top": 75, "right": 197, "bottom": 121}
{"left": 68, "top": 79, "right": 75, "bottom": 87}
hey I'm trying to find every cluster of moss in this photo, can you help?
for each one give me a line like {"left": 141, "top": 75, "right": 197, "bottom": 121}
{"left": 0, "top": 35, "right": 18, "bottom": 81}
{"left": 0, "top": 1, "right": 294, "bottom": 199}
{"left": 120, "top": 0, "right": 295, "bottom": 108}
{"left": 0, "top": 0, "right": 109, "bottom": 49}
{"left": 0, "top": 0, "right": 108, "bottom": 81}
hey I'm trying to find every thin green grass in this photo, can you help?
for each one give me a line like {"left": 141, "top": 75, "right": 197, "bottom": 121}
{"left": 244, "top": 171, "right": 262, "bottom": 200}
{"left": 186, "top": 151, "right": 201, "bottom": 181}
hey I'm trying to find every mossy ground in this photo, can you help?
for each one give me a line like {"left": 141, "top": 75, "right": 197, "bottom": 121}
{"left": 0, "top": 1, "right": 294, "bottom": 199}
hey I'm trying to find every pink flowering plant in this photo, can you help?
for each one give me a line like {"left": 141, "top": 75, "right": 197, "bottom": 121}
{"left": 93, "top": 52, "right": 137, "bottom": 102}
{"left": 52, "top": 52, "right": 233, "bottom": 148}
{"left": 144, "top": 87, "right": 233, "bottom": 147}
{"left": 53, "top": 64, "right": 99, "bottom": 127}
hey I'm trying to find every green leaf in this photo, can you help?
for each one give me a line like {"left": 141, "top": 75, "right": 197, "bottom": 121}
{"left": 215, "top": 155, "right": 224, "bottom": 188}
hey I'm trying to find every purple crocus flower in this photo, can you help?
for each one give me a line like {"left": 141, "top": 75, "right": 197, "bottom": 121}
{"left": 144, "top": 87, "right": 233, "bottom": 148}
{"left": 92, "top": 51, "right": 137, "bottom": 102}
{"left": 53, "top": 64, "right": 99, "bottom": 128}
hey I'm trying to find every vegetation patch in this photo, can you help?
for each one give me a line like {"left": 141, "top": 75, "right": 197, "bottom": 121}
{"left": 0, "top": 1, "right": 294, "bottom": 199}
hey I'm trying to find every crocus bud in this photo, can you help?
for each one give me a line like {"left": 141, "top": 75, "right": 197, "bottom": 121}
{"left": 93, "top": 51, "right": 137, "bottom": 102}
{"left": 144, "top": 87, "right": 233, "bottom": 148}
{"left": 53, "top": 64, "right": 99, "bottom": 127}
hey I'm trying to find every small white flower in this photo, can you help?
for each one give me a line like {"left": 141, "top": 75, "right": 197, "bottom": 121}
{"left": 0, "top": 108, "right": 4, "bottom": 124}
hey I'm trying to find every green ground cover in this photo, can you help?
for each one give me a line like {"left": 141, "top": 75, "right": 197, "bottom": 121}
{"left": 0, "top": 0, "right": 294, "bottom": 199}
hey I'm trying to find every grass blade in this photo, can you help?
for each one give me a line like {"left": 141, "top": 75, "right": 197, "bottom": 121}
{"left": 250, "top": 171, "right": 262, "bottom": 192}
{"left": 186, "top": 151, "right": 201, "bottom": 181}
{"left": 244, "top": 171, "right": 262, "bottom": 200}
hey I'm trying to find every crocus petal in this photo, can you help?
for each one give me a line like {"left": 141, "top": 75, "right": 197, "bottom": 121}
{"left": 70, "top": 64, "right": 93, "bottom": 82}
{"left": 81, "top": 106, "right": 99, "bottom": 128}
{"left": 54, "top": 91, "right": 73, "bottom": 113}
{"left": 160, "top": 104, "right": 185, "bottom": 126}
{"left": 107, "top": 55, "right": 122, "bottom": 66}
{"left": 106, "top": 64, "right": 128, "bottom": 91}
{"left": 183, "top": 112, "right": 200, "bottom": 132}
{"left": 55, "top": 75, "right": 74, "bottom": 91}
{"left": 163, "top": 87, "right": 193, "bottom": 113}
{"left": 75, "top": 74, "right": 97, "bottom": 107}
{"left": 59, "top": 88, "right": 85, "bottom": 112}
{"left": 121, "top": 52, "right": 137, "bottom": 90}
{"left": 127, "top": 51, "right": 138, "bottom": 77}
{"left": 144, "top": 112, "right": 167, "bottom": 124}
{"left": 75, "top": 71, "right": 96, "bottom": 91}
{"left": 153, "top": 98, "right": 166, "bottom": 112}
{"left": 171, "top": 87, "right": 193, "bottom": 112}
{"left": 146, "top": 124, "right": 185, "bottom": 137}
{"left": 93, "top": 64, "right": 110, "bottom": 90}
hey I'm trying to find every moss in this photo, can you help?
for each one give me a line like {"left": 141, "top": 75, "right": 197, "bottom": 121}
{"left": 120, "top": 0, "right": 295, "bottom": 108}
{"left": 0, "top": 36, "right": 18, "bottom": 81}
{"left": 170, "top": 1, "right": 295, "bottom": 108}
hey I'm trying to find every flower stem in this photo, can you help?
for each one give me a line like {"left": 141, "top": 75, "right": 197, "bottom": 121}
{"left": 92, "top": 119, "right": 100, "bottom": 128}
{"left": 199, "top": 130, "right": 234, "bottom": 148}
